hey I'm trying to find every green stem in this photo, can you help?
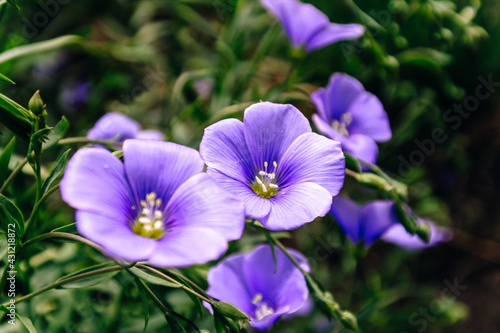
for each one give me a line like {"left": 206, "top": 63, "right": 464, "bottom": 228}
{"left": 1, "top": 265, "right": 122, "bottom": 307}
{"left": 58, "top": 137, "right": 121, "bottom": 149}
{"left": 23, "top": 231, "right": 102, "bottom": 252}
{"left": 22, "top": 184, "right": 60, "bottom": 240}
{"left": 136, "top": 264, "right": 214, "bottom": 304}
{"left": 0, "top": 157, "right": 28, "bottom": 194}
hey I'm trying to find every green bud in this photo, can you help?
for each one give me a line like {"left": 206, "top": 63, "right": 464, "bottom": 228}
{"left": 213, "top": 301, "right": 250, "bottom": 321}
{"left": 357, "top": 173, "right": 392, "bottom": 191}
{"left": 28, "top": 90, "right": 45, "bottom": 116}
{"left": 339, "top": 310, "right": 359, "bottom": 332}
{"left": 415, "top": 221, "right": 431, "bottom": 243}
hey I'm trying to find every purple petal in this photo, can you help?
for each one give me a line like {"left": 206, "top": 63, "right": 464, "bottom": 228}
{"left": 164, "top": 173, "right": 245, "bottom": 241}
{"left": 382, "top": 219, "right": 453, "bottom": 250}
{"left": 347, "top": 93, "right": 391, "bottom": 142}
{"left": 342, "top": 134, "right": 379, "bottom": 165}
{"left": 243, "top": 102, "right": 311, "bottom": 170}
{"left": 200, "top": 118, "right": 253, "bottom": 183}
{"left": 136, "top": 129, "right": 165, "bottom": 141}
{"left": 123, "top": 139, "right": 204, "bottom": 205}
{"left": 312, "top": 113, "right": 343, "bottom": 141}
{"left": 260, "top": 182, "right": 332, "bottom": 230}
{"left": 76, "top": 211, "right": 156, "bottom": 262}
{"left": 306, "top": 23, "right": 365, "bottom": 52}
{"left": 310, "top": 88, "right": 329, "bottom": 121}
{"left": 87, "top": 113, "right": 140, "bottom": 141}
{"left": 260, "top": 0, "right": 330, "bottom": 49}
{"left": 278, "top": 132, "right": 345, "bottom": 195}
{"left": 206, "top": 253, "right": 254, "bottom": 315}
{"left": 60, "top": 148, "right": 135, "bottom": 221}
{"left": 360, "top": 200, "right": 399, "bottom": 246}
{"left": 207, "top": 168, "right": 271, "bottom": 219}
{"left": 330, "top": 196, "right": 364, "bottom": 243}
{"left": 321, "top": 73, "right": 365, "bottom": 122}
{"left": 148, "top": 227, "right": 228, "bottom": 267}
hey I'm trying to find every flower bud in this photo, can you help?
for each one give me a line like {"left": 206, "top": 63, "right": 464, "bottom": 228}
{"left": 28, "top": 90, "right": 45, "bottom": 116}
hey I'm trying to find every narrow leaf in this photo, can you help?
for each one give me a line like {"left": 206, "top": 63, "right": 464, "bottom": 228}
{"left": 165, "top": 314, "right": 188, "bottom": 333}
{"left": 212, "top": 301, "right": 250, "bottom": 321}
{"left": 133, "top": 277, "right": 150, "bottom": 333}
{"left": 0, "top": 136, "right": 15, "bottom": 188}
{"left": 56, "top": 263, "right": 119, "bottom": 289}
{"left": 15, "top": 313, "right": 37, "bottom": 333}
{"left": 0, "top": 72, "right": 15, "bottom": 84}
{"left": 51, "top": 223, "right": 78, "bottom": 234}
{"left": 6, "top": 0, "right": 20, "bottom": 10}
{"left": 128, "top": 267, "right": 182, "bottom": 289}
{"left": 0, "top": 93, "right": 32, "bottom": 140}
{"left": 43, "top": 116, "right": 69, "bottom": 149}
{"left": 0, "top": 194, "right": 24, "bottom": 240}
{"left": 41, "top": 148, "right": 70, "bottom": 194}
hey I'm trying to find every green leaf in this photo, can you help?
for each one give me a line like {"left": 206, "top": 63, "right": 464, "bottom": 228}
{"left": 213, "top": 302, "right": 250, "bottom": 321}
{"left": 6, "top": 0, "right": 20, "bottom": 10}
{"left": 165, "top": 314, "right": 188, "bottom": 333}
{"left": 0, "top": 93, "right": 32, "bottom": 140}
{"left": 344, "top": 153, "right": 361, "bottom": 173}
{"left": 51, "top": 223, "right": 78, "bottom": 234}
{"left": 41, "top": 148, "right": 70, "bottom": 195}
{"left": 133, "top": 276, "right": 150, "bottom": 333}
{"left": 43, "top": 116, "right": 69, "bottom": 149}
{"left": 56, "top": 263, "right": 119, "bottom": 289}
{"left": 128, "top": 267, "right": 182, "bottom": 289}
{"left": 31, "top": 127, "right": 52, "bottom": 144}
{"left": 0, "top": 193, "right": 24, "bottom": 240}
{"left": 0, "top": 72, "right": 15, "bottom": 84}
{"left": 16, "top": 312, "right": 38, "bottom": 333}
{"left": 174, "top": 275, "right": 204, "bottom": 317}
{"left": 0, "top": 136, "right": 15, "bottom": 188}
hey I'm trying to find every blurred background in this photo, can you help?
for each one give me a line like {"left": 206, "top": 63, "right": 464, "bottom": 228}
{"left": 1, "top": 0, "right": 500, "bottom": 332}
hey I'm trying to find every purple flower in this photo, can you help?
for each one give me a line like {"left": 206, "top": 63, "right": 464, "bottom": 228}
{"left": 312, "top": 73, "right": 391, "bottom": 164}
{"left": 59, "top": 81, "right": 90, "bottom": 113}
{"left": 260, "top": 0, "right": 364, "bottom": 52}
{"left": 206, "top": 244, "right": 310, "bottom": 330}
{"left": 60, "top": 139, "right": 245, "bottom": 267}
{"left": 330, "top": 196, "right": 452, "bottom": 249}
{"left": 87, "top": 113, "right": 164, "bottom": 142}
{"left": 199, "top": 102, "right": 345, "bottom": 231}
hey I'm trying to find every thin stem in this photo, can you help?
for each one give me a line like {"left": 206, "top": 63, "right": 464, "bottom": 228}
{"left": 0, "top": 157, "right": 28, "bottom": 194}
{"left": 23, "top": 184, "right": 61, "bottom": 240}
{"left": 23, "top": 231, "right": 102, "bottom": 252}
{"left": 136, "top": 264, "right": 214, "bottom": 304}
{"left": 1, "top": 265, "right": 122, "bottom": 307}
{"left": 345, "top": 168, "right": 360, "bottom": 180}
{"left": 137, "top": 278, "right": 172, "bottom": 314}
{"left": 58, "top": 136, "right": 121, "bottom": 149}
{"left": 167, "top": 268, "right": 214, "bottom": 301}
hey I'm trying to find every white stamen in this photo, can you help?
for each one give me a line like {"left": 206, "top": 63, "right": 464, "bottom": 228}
{"left": 254, "top": 161, "right": 279, "bottom": 194}
{"left": 269, "top": 184, "right": 278, "bottom": 189}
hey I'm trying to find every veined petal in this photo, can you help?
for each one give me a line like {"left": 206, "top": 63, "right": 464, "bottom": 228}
{"left": 60, "top": 148, "right": 135, "bottom": 221}
{"left": 260, "top": 182, "right": 332, "bottom": 230}
{"left": 330, "top": 196, "right": 363, "bottom": 244}
{"left": 207, "top": 168, "right": 271, "bottom": 219}
{"left": 312, "top": 114, "right": 343, "bottom": 141}
{"left": 347, "top": 92, "right": 391, "bottom": 142}
{"left": 306, "top": 23, "right": 365, "bottom": 52}
{"left": 200, "top": 118, "right": 253, "bottom": 182}
{"left": 123, "top": 139, "right": 204, "bottom": 205}
{"left": 87, "top": 112, "right": 140, "bottom": 141}
{"left": 136, "top": 129, "right": 165, "bottom": 141}
{"left": 324, "top": 73, "right": 365, "bottom": 120}
{"left": 76, "top": 211, "right": 157, "bottom": 262}
{"left": 382, "top": 219, "right": 453, "bottom": 250}
{"left": 243, "top": 102, "right": 311, "bottom": 170}
{"left": 360, "top": 200, "right": 399, "bottom": 246}
{"left": 310, "top": 88, "right": 329, "bottom": 122}
{"left": 342, "top": 134, "right": 379, "bottom": 165}
{"left": 278, "top": 132, "right": 345, "bottom": 196}
{"left": 148, "top": 227, "right": 228, "bottom": 267}
{"left": 164, "top": 173, "right": 245, "bottom": 241}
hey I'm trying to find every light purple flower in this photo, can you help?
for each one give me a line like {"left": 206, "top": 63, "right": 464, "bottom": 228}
{"left": 260, "top": 0, "right": 364, "bottom": 52}
{"left": 206, "top": 244, "right": 310, "bottom": 331}
{"left": 200, "top": 102, "right": 345, "bottom": 231}
{"left": 87, "top": 112, "right": 164, "bottom": 142}
{"left": 330, "top": 196, "right": 452, "bottom": 249}
{"left": 60, "top": 139, "right": 245, "bottom": 267}
{"left": 312, "top": 73, "right": 391, "bottom": 164}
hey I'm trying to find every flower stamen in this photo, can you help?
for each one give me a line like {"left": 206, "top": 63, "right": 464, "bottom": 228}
{"left": 132, "top": 192, "right": 166, "bottom": 239}
{"left": 252, "top": 161, "right": 279, "bottom": 198}
{"left": 331, "top": 112, "right": 352, "bottom": 137}
{"left": 251, "top": 293, "right": 275, "bottom": 320}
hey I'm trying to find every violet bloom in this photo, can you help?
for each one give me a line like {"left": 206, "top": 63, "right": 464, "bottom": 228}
{"left": 206, "top": 244, "right": 310, "bottom": 330}
{"left": 200, "top": 102, "right": 345, "bottom": 231}
{"left": 87, "top": 112, "right": 164, "bottom": 142}
{"left": 260, "top": 0, "right": 364, "bottom": 52}
{"left": 312, "top": 73, "right": 391, "bottom": 164}
{"left": 60, "top": 139, "right": 245, "bottom": 266}
{"left": 330, "top": 196, "right": 452, "bottom": 249}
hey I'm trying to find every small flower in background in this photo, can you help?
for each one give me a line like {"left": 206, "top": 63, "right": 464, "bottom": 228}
{"left": 200, "top": 101, "right": 345, "bottom": 231}
{"left": 59, "top": 81, "right": 90, "bottom": 113}
{"left": 311, "top": 73, "right": 392, "bottom": 164}
{"left": 60, "top": 139, "right": 245, "bottom": 266}
{"left": 206, "top": 244, "right": 310, "bottom": 331}
{"left": 87, "top": 112, "right": 164, "bottom": 142}
{"left": 330, "top": 196, "right": 452, "bottom": 249}
{"left": 260, "top": 0, "right": 364, "bottom": 52}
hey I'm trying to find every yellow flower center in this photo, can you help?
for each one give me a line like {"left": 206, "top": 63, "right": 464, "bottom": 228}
{"left": 251, "top": 161, "right": 279, "bottom": 199}
{"left": 252, "top": 293, "right": 275, "bottom": 320}
{"left": 132, "top": 192, "right": 166, "bottom": 240}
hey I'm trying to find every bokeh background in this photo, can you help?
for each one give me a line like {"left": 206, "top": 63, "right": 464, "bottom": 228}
{"left": 1, "top": 0, "right": 500, "bottom": 332}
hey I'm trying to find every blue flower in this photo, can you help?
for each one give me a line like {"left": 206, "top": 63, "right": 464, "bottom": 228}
{"left": 200, "top": 102, "right": 345, "bottom": 231}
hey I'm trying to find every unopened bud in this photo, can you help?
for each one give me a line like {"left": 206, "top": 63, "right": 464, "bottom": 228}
{"left": 28, "top": 90, "right": 45, "bottom": 115}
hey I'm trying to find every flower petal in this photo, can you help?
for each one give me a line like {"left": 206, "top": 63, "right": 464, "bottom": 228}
{"left": 243, "top": 102, "right": 311, "bottom": 170}
{"left": 330, "top": 196, "right": 363, "bottom": 243}
{"left": 200, "top": 118, "right": 253, "bottom": 182}
{"left": 207, "top": 168, "right": 271, "bottom": 219}
{"left": 347, "top": 92, "right": 391, "bottom": 142}
{"left": 123, "top": 139, "right": 204, "bottom": 205}
{"left": 87, "top": 112, "right": 140, "bottom": 141}
{"left": 360, "top": 200, "right": 399, "bottom": 246}
{"left": 136, "top": 129, "right": 165, "bottom": 141}
{"left": 206, "top": 253, "right": 254, "bottom": 315}
{"left": 306, "top": 23, "right": 365, "bottom": 52}
{"left": 342, "top": 134, "right": 379, "bottom": 165}
{"left": 382, "top": 219, "right": 453, "bottom": 250}
{"left": 76, "top": 211, "right": 157, "bottom": 262}
{"left": 147, "top": 227, "right": 228, "bottom": 267}
{"left": 322, "top": 73, "right": 365, "bottom": 122}
{"left": 164, "top": 173, "right": 245, "bottom": 241}
{"left": 60, "top": 148, "right": 135, "bottom": 221}
{"left": 278, "top": 132, "right": 345, "bottom": 195}
{"left": 260, "top": 182, "right": 332, "bottom": 230}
